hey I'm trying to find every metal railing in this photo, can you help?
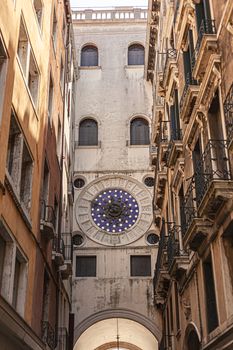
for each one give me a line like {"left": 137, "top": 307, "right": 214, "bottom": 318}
{"left": 182, "top": 140, "right": 231, "bottom": 235}
{"left": 192, "top": 19, "right": 216, "bottom": 68}
{"left": 41, "top": 321, "right": 55, "bottom": 350}
{"left": 170, "top": 128, "right": 182, "bottom": 141}
{"left": 40, "top": 200, "right": 56, "bottom": 228}
{"left": 180, "top": 72, "right": 198, "bottom": 112}
{"left": 194, "top": 140, "right": 231, "bottom": 207}
{"left": 154, "top": 221, "right": 167, "bottom": 288}
{"left": 167, "top": 224, "right": 186, "bottom": 270}
{"left": 224, "top": 84, "right": 233, "bottom": 143}
{"left": 182, "top": 176, "right": 198, "bottom": 236}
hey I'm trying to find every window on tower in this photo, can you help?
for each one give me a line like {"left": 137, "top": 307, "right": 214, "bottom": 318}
{"left": 78, "top": 118, "right": 98, "bottom": 146}
{"left": 128, "top": 44, "right": 145, "bottom": 65}
{"left": 81, "top": 45, "right": 98, "bottom": 66}
{"left": 130, "top": 255, "right": 151, "bottom": 276}
{"left": 130, "top": 117, "right": 150, "bottom": 145}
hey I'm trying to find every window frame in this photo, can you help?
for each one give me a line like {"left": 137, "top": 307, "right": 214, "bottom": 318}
{"left": 78, "top": 118, "right": 98, "bottom": 147}
{"left": 76, "top": 255, "right": 97, "bottom": 277}
{"left": 130, "top": 255, "right": 151, "bottom": 277}
{"left": 130, "top": 117, "right": 150, "bottom": 146}
{"left": 128, "top": 43, "right": 145, "bottom": 66}
{"left": 80, "top": 44, "right": 99, "bottom": 67}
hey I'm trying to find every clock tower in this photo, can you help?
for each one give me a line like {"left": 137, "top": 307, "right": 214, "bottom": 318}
{"left": 72, "top": 6, "right": 161, "bottom": 349}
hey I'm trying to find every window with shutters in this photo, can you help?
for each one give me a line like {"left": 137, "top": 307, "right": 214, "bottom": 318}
{"left": 76, "top": 256, "right": 96, "bottom": 277}
{"left": 130, "top": 255, "right": 151, "bottom": 276}
{"left": 130, "top": 117, "right": 149, "bottom": 145}
{"left": 203, "top": 254, "right": 219, "bottom": 333}
{"left": 128, "top": 44, "right": 145, "bottom": 65}
{"left": 79, "top": 118, "right": 98, "bottom": 146}
{"left": 81, "top": 45, "right": 98, "bottom": 67}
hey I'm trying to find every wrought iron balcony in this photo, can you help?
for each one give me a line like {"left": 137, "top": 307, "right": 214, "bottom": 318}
{"left": 167, "top": 224, "right": 189, "bottom": 279}
{"left": 182, "top": 140, "right": 233, "bottom": 248}
{"left": 182, "top": 176, "right": 198, "bottom": 236}
{"left": 224, "top": 85, "right": 233, "bottom": 147}
{"left": 192, "top": 19, "right": 217, "bottom": 79}
{"left": 41, "top": 321, "right": 55, "bottom": 350}
{"left": 40, "top": 201, "right": 56, "bottom": 240}
{"left": 52, "top": 237, "right": 65, "bottom": 267}
{"left": 180, "top": 72, "right": 199, "bottom": 123}
{"left": 154, "top": 222, "right": 169, "bottom": 301}
{"left": 163, "top": 48, "right": 177, "bottom": 88}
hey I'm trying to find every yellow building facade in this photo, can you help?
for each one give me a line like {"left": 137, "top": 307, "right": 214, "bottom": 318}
{"left": 0, "top": 0, "right": 76, "bottom": 349}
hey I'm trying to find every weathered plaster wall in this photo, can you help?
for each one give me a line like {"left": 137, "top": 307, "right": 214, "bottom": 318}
{"left": 72, "top": 17, "right": 161, "bottom": 346}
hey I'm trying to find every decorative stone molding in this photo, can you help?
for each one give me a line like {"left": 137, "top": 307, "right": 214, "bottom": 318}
{"left": 75, "top": 175, "right": 153, "bottom": 246}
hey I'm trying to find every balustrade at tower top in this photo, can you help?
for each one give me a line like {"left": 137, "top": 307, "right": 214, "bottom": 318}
{"left": 72, "top": 6, "right": 148, "bottom": 22}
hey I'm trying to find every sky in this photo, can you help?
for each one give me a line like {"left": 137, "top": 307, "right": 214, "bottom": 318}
{"left": 70, "top": 0, "right": 148, "bottom": 8}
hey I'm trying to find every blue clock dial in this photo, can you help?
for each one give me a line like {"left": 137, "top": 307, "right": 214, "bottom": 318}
{"left": 91, "top": 189, "right": 139, "bottom": 233}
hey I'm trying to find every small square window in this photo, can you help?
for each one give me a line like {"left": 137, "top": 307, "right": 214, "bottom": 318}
{"left": 76, "top": 256, "right": 96, "bottom": 277}
{"left": 130, "top": 255, "right": 151, "bottom": 277}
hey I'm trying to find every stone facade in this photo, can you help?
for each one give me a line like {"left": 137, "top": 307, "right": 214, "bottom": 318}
{"left": 72, "top": 7, "right": 161, "bottom": 350}
{"left": 146, "top": 0, "right": 233, "bottom": 349}
{"left": 0, "top": 0, "right": 76, "bottom": 349}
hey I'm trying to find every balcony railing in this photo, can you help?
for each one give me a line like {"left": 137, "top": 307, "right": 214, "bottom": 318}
{"left": 154, "top": 222, "right": 167, "bottom": 288}
{"left": 192, "top": 19, "right": 217, "bottom": 68}
{"left": 182, "top": 176, "right": 198, "bottom": 236}
{"left": 167, "top": 224, "right": 181, "bottom": 270}
{"left": 41, "top": 321, "right": 55, "bottom": 350}
{"left": 182, "top": 140, "right": 231, "bottom": 235}
{"left": 224, "top": 85, "right": 233, "bottom": 144}
{"left": 170, "top": 128, "right": 182, "bottom": 141}
{"left": 180, "top": 72, "right": 198, "bottom": 113}
{"left": 194, "top": 140, "right": 231, "bottom": 207}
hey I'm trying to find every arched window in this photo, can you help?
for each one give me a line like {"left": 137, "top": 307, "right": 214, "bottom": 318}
{"left": 128, "top": 44, "right": 145, "bottom": 65}
{"left": 187, "top": 330, "right": 200, "bottom": 350}
{"left": 130, "top": 118, "right": 149, "bottom": 145}
{"left": 79, "top": 119, "right": 98, "bottom": 146}
{"left": 81, "top": 45, "right": 98, "bottom": 67}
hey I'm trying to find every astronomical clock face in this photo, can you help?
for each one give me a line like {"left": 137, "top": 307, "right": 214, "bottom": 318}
{"left": 75, "top": 176, "right": 153, "bottom": 246}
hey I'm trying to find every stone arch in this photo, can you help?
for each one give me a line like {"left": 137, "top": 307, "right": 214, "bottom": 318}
{"left": 183, "top": 322, "right": 201, "bottom": 350}
{"left": 74, "top": 308, "right": 162, "bottom": 344}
